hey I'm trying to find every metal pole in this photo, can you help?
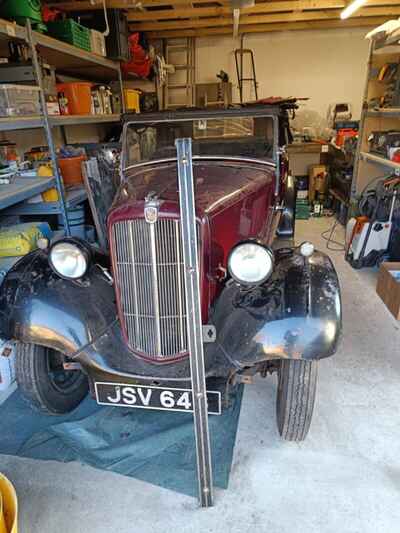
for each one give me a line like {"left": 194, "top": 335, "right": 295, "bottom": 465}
{"left": 26, "top": 20, "right": 71, "bottom": 236}
{"left": 273, "top": 115, "right": 280, "bottom": 197}
{"left": 175, "top": 138, "right": 214, "bottom": 508}
{"left": 117, "top": 64, "right": 126, "bottom": 114}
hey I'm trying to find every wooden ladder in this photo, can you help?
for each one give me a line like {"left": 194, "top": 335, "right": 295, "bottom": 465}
{"left": 164, "top": 37, "right": 196, "bottom": 109}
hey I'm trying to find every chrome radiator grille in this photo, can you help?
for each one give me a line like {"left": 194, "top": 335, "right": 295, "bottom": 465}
{"left": 112, "top": 218, "right": 188, "bottom": 360}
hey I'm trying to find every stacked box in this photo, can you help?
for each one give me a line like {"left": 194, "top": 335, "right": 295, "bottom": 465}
{"left": 0, "top": 84, "right": 40, "bottom": 116}
{"left": 47, "top": 20, "right": 91, "bottom": 52}
{"left": 295, "top": 199, "right": 310, "bottom": 220}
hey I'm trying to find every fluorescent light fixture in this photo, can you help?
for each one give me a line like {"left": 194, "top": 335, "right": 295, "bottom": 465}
{"left": 340, "top": 0, "right": 367, "bottom": 19}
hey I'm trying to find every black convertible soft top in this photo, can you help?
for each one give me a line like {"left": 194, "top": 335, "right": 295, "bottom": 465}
{"left": 122, "top": 101, "right": 298, "bottom": 125}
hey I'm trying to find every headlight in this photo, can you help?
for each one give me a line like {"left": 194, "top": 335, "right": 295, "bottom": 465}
{"left": 228, "top": 241, "right": 274, "bottom": 285}
{"left": 49, "top": 240, "right": 89, "bottom": 279}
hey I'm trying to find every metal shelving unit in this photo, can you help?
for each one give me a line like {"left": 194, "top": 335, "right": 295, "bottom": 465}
{"left": 366, "top": 108, "right": 400, "bottom": 118}
{"left": 352, "top": 35, "right": 400, "bottom": 200}
{"left": 2, "top": 187, "right": 87, "bottom": 216}
{"left": 360, "top": 151, "right": 400, "bottom": 172}
{"left": 0, "top": 113, "right": 121, "bottom": 132}
{"left": 0, "top": 17, "right": 124, "bottom": 236}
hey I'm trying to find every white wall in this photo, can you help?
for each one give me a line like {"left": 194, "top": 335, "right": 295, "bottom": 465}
{"left": 196, "top": 27, "right": 372, "bottom": 129}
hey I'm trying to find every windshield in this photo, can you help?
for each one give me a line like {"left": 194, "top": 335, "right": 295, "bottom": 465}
{"left": 123, "top": 115, "right": 276, "bottom": 168}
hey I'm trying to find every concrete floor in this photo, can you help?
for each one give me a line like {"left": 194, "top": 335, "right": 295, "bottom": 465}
{"left": 1, "top": 217, "right": 400, "bottom": 533}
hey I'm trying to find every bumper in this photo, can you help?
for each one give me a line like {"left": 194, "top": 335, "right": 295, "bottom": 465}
{"left": 0, "top": 247, "right": 341, "bottom": 386}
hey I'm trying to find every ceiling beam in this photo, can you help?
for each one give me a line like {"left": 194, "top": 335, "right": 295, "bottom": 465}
{"left": 127, "top": 1, "right": 345, "bottom": 21}
{"left": 146, "top": 15, "right": 389, "bottom": 38}
{"left": 130, "top": 6, "right": 400, "bottom": 31}
{"left": 48, "top": 0, "right": 400, "bottom": 12}
{"left": 47, "top": 0, "right": 230, "bottom": 10}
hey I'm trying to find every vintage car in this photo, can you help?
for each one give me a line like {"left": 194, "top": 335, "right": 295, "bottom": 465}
{"left": 0, "top": 106, "right": 341, "bottom": 441}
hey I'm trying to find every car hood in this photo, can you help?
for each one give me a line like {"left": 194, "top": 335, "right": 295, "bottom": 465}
{"left": 112, "top": 159, "right": 275, "bottom": 217}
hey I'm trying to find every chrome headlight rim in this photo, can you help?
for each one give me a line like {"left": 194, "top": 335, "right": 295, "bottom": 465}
{"left": 227, "top": 240, "right": 275, "bottom": 287}
{"left": 48, "top": 238, "right": 91, "bottom": 280}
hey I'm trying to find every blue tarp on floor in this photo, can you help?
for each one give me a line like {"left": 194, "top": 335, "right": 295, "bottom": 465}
{"left": 0, "top": 388, "right": 243, "bottom": 497}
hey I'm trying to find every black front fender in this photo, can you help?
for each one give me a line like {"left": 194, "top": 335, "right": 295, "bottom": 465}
{"left": 0, "top": 251, "right": 116, "bottom": 354}
{"left": 208, "top": 249, "right": 342, "bottom": 366}
{"left": 0, "top": 247, "right": 341, "bottom": 384}
{"left": 0, "top": 250, "right": 196, "bottom": 382}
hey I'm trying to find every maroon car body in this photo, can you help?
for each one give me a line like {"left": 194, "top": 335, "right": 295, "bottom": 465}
{"left": 0, "top": 106, "right": 341, "bottom": 440}
{"left": 109, "top": 159, "right": 276, "bottom": 342}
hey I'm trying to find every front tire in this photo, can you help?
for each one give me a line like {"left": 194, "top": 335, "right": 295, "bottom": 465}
{"left": 276, "top": 359, "right": 318, "bottom": 441}
{"left": 15, "top": 343, "right": 88, "bottom": 415}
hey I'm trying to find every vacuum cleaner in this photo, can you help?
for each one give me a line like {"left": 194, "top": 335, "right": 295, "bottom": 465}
{"left": 346, "top": 175, "right": 400, "bottom": 269}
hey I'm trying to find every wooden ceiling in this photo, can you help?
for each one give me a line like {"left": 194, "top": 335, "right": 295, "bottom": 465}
{"left": 49, "top": 0, "right": 400, "bottom": 38}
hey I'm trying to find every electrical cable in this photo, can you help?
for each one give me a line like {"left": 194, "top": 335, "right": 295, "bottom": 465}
{"left": 321, "top": 217, "right": 345, "bottom": 252}
{"left": 101, "top": 0, "right": 110, "bottom": 37}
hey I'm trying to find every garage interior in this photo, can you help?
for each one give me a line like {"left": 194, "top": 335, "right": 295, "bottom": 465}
{"left": 0, "top": 1, "right": 400, "bottom": 532}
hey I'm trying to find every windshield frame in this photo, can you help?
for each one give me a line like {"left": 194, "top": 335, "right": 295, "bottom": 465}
{"left": 121, "top": 107, "right": 281, "bottom": 194}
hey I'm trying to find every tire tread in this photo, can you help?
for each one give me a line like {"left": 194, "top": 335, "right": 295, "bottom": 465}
{"left": 15, "top": 342, "right": 88, "bottom": 415}
{"left": 277, "top": 359, "right": 318, "bottom": 442}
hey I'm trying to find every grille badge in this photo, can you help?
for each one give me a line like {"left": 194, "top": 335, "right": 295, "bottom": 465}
{"left": 144, "top": 193, "right": 160, "bottom": 224}
{"left": 144, "top": 205, "right": 158, "bottom": 224}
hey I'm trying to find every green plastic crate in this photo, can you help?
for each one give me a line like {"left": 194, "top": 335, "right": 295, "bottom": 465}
{"left": 295, "top": 203, "right": 310, "bottom": 220}
{"left": 47, "top": 20, "right": 91, "bottom": 52}
{"left": 0, "top": 0, "right": 42, "bottom": 25}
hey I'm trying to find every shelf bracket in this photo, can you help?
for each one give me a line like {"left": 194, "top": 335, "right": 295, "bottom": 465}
{"left": 26, "top": 20, "right": 71, "bottom": 236}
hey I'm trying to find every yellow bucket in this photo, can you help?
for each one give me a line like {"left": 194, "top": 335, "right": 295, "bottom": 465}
{"left": 42, "top": 188, "right": 59, "bottom": 202}
{"left": 124, "top": 89, "right": 140, "bottom": 112}
{"left": 38, "top": 163, "right": 59, "bottom": 202}
{"left": 0, "top": 474, "right": 18, "bottom": 533}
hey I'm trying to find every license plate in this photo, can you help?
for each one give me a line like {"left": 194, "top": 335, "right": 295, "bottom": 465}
{"left": 94, "top": 382, "right": 222, "bottom": 415}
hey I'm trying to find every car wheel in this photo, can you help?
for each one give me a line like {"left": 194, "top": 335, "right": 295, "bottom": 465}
{"left": 276, "top": 359, "right": 318, "bottom": 441}
{"left": 15, "top": 343, "right": 88, "bottom": 415}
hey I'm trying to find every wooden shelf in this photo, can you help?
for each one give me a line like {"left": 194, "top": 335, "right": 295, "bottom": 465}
{"left": 0, "top": 17, "right": 121, "bottom": 82}
{"left": 0, "top": 115, "right": 42, "bottom": 131}
{"left": 0, "top": 113, "right": 121, "bottom": 132}
{"left": 366, "top": 108, "right": 400, "bottom": 118}
{"left": 51, "top": 114, "right": 121, "bottom": 127}
{"left": 4, "top": 186, "right": 87, "bottom": 215}
{"left": 0, "top": 18, "right": 25, "bottom": 43}
{"left": 34, "top": 31, "right": 120, "bottom": 81}
{"left": 0, "top": 176, "right": 56, "bottom": 210}
{"left": 360, "top": 152, "right": 400, "bottom": 172}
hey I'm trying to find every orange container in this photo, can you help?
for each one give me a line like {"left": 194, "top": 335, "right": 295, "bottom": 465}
{"left": 57, "top": 82, "right": 92, "bottom": 115}
{"left": 58, "top": 155, "right": 86, "bottom": 187}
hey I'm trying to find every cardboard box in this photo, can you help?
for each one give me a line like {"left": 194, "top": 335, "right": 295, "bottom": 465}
{"left": 90, "top": 29, "right": 106, "bottom": 57}
{"left": 287, "top": 143, "right": 333, "bottom": 177}
{"left": 308, "top": 164, "right": 327, "bottom": 202}
{"left": 376, "top": 262, "right": 400, "bottom": 320}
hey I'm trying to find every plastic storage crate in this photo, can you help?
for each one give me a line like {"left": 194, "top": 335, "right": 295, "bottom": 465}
{"left": 90, "top": 29, "right": 106, "bottom": 57}
{"left": 295, "top": 201, "right": 311, "bottom": 220}
{"left": 0, "top": 84, "right": 40, "bottom": 116}
{"left": 47, "top": 19, "right": 91, "bottom": 52}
